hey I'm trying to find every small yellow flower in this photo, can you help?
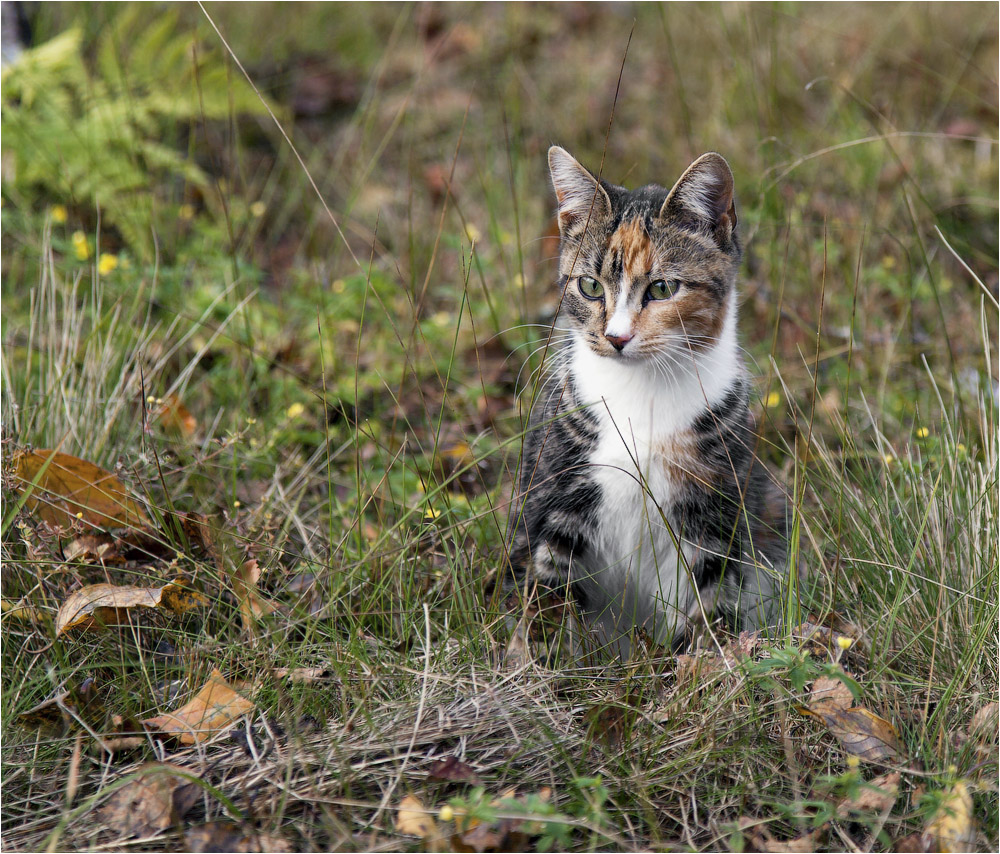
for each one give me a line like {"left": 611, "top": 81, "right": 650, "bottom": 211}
{"left": 51, "top": 205, "right": 68, "bottom": 224}
{"left": 332, "top": 279, "right": 346, "bottom": 294}
{"left": 76, "top": 511, "right": 84, "bottom": 519}
{"left": 97, "top": 253, "right": 119, "bottom": 276}
{"left": 431, "top": 311, "right": 451, "bottom": 327}
{"left": 915, "top": 427, "right": 929, "bottom": 439}
{"left": 836, "top": 636, "right": 853, "bottom": 650}
{"left": 881, "top": 255, "right": 896, "bottom": 270}
{"left": 847, "top": 755, "right": 861, "bottom": 769}
{"left": 233, "top": 500, "right": 241, "bottom": 509}
{"left": 499, "top": 229, "right": 513, "bottom": 245}
{"left": 286, "top": 402, "right": 306, "bottom": 419}
{"left": 424, "top": 507, "right": 442, "bottom": 521}
{"left": 513, "top": 273, "right": 525, "bottom": 289}
{"left": 439, "top": 805, "right": 454, "bottom": 822}
{"left": 883, "top": 454, "right": 895, "bottom": 466}
{"left": 71, "top": 231, "right": 90, "bottom": 260}
{"left": 250, "top": 201, "right": 266, "bottom": 218}
{"left": 464, "top": 223, "right": 481, "bottom": 243}
{"left": 765, "top": 391, "right": 781, "bottom": 408}
{"left": 957, "top": 443, "right": 967, "bottom": 454}
{"left": 178, "top": 203, "right": 196, "bottom": 221}
{"left": 247, "top": 417, "right": 257, "bottom": 425}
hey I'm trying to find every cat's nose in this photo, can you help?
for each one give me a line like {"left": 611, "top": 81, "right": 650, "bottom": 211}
{"left": 605, "top": 331, "right": 633, "bottom": 351}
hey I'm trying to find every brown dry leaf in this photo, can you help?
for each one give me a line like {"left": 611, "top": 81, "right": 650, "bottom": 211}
{"left": 504, "top": 615, "right": 533, "bottom": 669}
{"left": 64, "top": 534, "right": 120, "bottom": 563}
{"left": 143, "top": 669, "right": 255, "bottom": 745}
{"left": 155, "top": 393, "right": 198, "bottom": 437}
{"left": 271, "top": 665, "right": 331, "bottom": 683}
{"left": 924, "top": 782, "right": 976, "bottom": 853}
{"left": 967, "top": 702, "right": 998, "bottom": 745}
{"left": 18, "top": 690, "right": 74, "bottom": 730}
{"left": 99, "top": 763, "right": 201, "bottom": 839}
{"left": 739, "top": 818, "right": 825, "bottom": 853}
{"left": 56, "top": 579, "right": 208, "bottom": 635}
{"left": 801, "top": 675, "right": 901, "bottom": 763}
{"left": 837, "top": 771, "right": 900, "bottom": 818}
{"left": 185, "top": 821, "right": 293, "bottom": 853}
{"left": 894, "top": 832, "right": 931, "bottom": 852}
{"left": 396, "top": 794, "right": 438, "bottom": 839}
{"left": 12, "top": 449, "right": 150, "bottom": 530}
{"left": 428, "top": 755, "right": 481, "bottom": 785}
{"left": 232, "top": 558, "right": 278, "bottom": 631}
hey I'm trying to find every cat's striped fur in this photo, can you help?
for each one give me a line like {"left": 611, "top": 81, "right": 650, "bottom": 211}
{"left": 505, "top": 147, "right": 788, "bottom": 657}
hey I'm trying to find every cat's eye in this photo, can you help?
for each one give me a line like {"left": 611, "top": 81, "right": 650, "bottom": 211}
{"left": 646, "top": 279, "right": 676, "bottom": 301}
{"left": 578, "top": 276, "right": 604, "bottom": 299}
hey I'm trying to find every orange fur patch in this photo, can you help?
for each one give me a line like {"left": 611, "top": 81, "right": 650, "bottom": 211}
{"left": 609, "top": 219, "right": 654, "bottom": 280}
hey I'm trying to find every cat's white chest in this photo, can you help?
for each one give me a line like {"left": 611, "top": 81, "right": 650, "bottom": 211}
{"left": 569, "top": 337, "right": 737, "bottom": 645}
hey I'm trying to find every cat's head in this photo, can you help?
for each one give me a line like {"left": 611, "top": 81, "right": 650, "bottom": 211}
{"left": 549, "top": 146, "right": 742, "bottom": 362}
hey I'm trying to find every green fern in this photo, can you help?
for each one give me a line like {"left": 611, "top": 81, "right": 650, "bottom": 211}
{"left": 1, "top": 8, "right": 274, "bottom": 258}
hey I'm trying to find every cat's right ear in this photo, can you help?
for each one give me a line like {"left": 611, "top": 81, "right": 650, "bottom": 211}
{"left": 548, "top": 146, "right": 611, "bottom": 234}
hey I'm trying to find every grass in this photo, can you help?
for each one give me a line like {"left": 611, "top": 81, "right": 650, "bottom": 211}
{"left": 1, "top": 2, "right": 997, "bottom": 851}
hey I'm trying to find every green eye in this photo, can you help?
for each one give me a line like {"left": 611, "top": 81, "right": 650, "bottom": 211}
{"left": 647, "top": 279, "right": 676, "bottom": 301}
{"left": 578, "top": 276, "right": 604, "bottom": 299}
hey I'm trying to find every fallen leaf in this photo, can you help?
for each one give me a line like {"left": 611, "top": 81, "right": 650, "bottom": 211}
{"left": 837, "top": 771, "right": 900, "bottom": 818}
{"left": 924, "top": 782, "right": 976, "bottom": 853}
{"left": 18, "top": 690, "right": 73, "bottom": 731}
{"left": 396, "top": 794, "right": 438, "bottom": 839}
{"left": 894, "top": 832, "right": 931, "bottom": 852}
{"left": 185, "top": 821, "right": 293, "bottom": 853}
{"left": 739, "top": 817, "right": 825, "bottom": 853}
{"left": 99, "top": 763, "right": 201, "bottom": 839}
{"left": 1, "top": 598, "right": 45, "bottom": 624}
{"left": 143, "top": 669, "right": 255, "bottom": 745}
{"left": 232, "top": 558, "right": 278, "bottom": 631}
{"left": 56, "top": 578, "right": 208, "bottom": 635}
{"left": 155, "top": 393, "right": 197, "bottom": 437}
{"left": 12, "top": 449, "right": 150, "bottom": 530}
{"left": 967, "top": 702, "right": 998, "bottom": 744}
{"left": 271, "top": 665, "right": 331, "bottom": 683}
{"left": 63, "top": 534, "right": 120, "bottom": 563}
{"left": 801, "top": 674, "right": 900, "bottom": 763}
{"left": 428, "top": 755, "right": 481, "bottom": 785}
{"left": 504, "top": 615, "right": 534, "bottom": 669}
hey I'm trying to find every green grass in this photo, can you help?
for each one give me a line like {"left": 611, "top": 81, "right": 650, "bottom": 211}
{"left": 2, "top": 3, "right": 997, "bottom": 851}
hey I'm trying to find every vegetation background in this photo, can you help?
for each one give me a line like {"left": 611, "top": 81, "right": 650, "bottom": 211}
{"left": 2, "top": 2, "right": 997, "bottom": 851}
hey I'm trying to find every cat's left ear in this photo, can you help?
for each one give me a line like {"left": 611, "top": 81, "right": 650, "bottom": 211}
{"left": 660, "top": 153, "right": 738, "bottom": 248}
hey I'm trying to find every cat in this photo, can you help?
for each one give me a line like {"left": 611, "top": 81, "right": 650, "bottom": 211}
{"left": 504, "top": 146, "right": 789, "bottom": 658}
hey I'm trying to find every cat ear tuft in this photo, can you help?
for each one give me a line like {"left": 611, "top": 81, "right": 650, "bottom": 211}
{"left": 548, "top": 146, "right": 611, "bottom": 234}
{"left": 660, "top": 153, "right": 738, "bottom": 246}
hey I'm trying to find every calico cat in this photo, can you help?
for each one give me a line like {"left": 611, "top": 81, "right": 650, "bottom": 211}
{"left": 505, "top": 146, "right": 788, "bottom": 657}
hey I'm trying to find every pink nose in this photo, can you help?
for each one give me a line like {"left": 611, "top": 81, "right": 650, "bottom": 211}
{"left": 605, "top": 331, "right": 633, "bottom": 351}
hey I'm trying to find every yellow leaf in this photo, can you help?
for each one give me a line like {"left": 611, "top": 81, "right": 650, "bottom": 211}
{"left": 143, "top": 670, "right": 255, "bottom": 745}
{"left": 55, "top": 579, "right": 207, "bottom": 635}
{"left": 925, "top": 782, "right": 976, "bottom": 853}
{"left": 1, "top": 598, "right": 45, "bottom": 624}
{"left": 396, "top": 794, "right": 438, "bottom": 839}
{"left": 13, "top": 449, "right": 150, "bottom": 530}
